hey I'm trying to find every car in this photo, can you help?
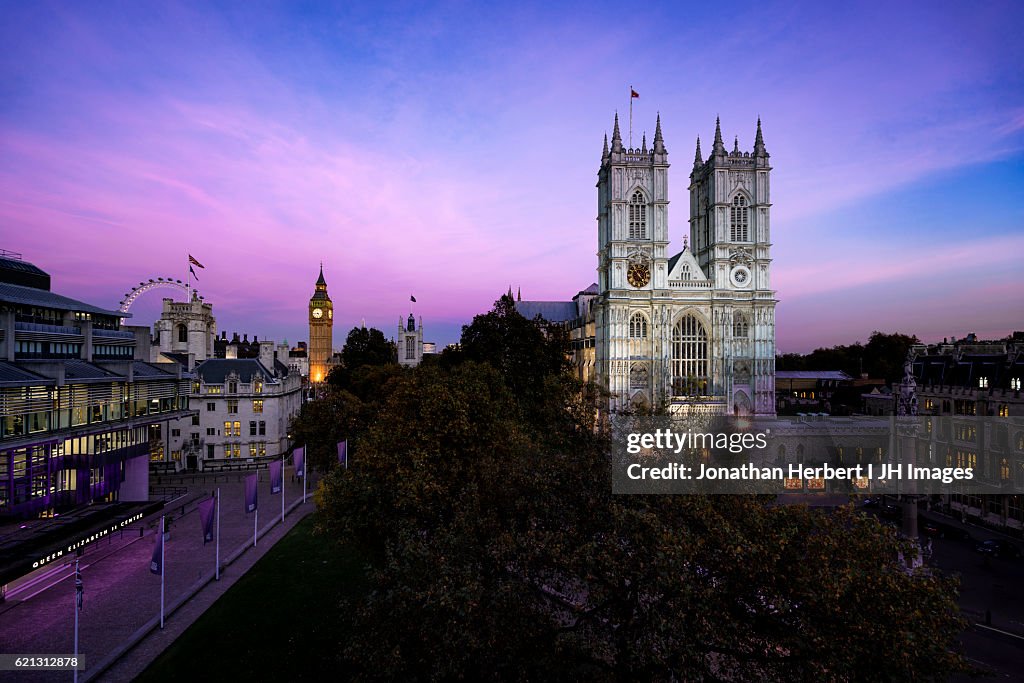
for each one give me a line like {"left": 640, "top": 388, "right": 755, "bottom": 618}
{"left": 919, "top": 518, "right": 973, "bottom": 541}
{"left": 974, "top": 539, "right": 1021, "bottom": 559}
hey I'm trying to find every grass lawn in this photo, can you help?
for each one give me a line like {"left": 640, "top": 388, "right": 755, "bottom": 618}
{"left": 137, "top": 514, "right": 365, "bottom": 682}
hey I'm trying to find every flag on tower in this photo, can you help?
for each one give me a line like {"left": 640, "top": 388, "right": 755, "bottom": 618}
{"left": 631, "top": 89, "right": 639, "bottom": 98}
{"left": 189, "top": 265, "right": 199, "bottom": 280}
{"left": 189, "top": 255, "right": 205, "bottom": 268}
{"left": 410, "top": 295, "right": 417, "bottom": 303}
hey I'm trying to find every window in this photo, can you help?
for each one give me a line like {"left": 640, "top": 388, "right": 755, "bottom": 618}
{"left": 998, "top": 404, "right": 1009, "bottom": 418}
{"left": 207, "top": 386, "right": 222, "bottom": 394}
{"left": 207, "top": 444, "right": 214, "bottom": 459}
{"left": 170, "top": 428, "right": 180, "bottom": 437}
{"left": 628, "top": 190, "right": 647, "bottom": 239}
{"left": 259, "top": 442, "right": 266, "bottom": 457}
{"left": 1012, "top": 377, "right": 1021, "bottom": 391}
{"left": 250, "top": 421, "right": 258, "bottom": 436}
{"left": 630, "top": 363, "right": 649, "bottom": 390}
{"left": 979, "top": 376, "right": 989, "bottom": 388}
{"left": 406, "top": 336, "right": 416, "bottom": 360}
{"left": 224, "top": 421, "right": 231, "bottom": 436}
{"left": 177, "top": 324, "right": 188, "bottom": 343}
{"left": 732, "top": 313, "right": 749, "bottom": 338}
{"left": 680, "top": 264, "right": 691, "bottom": 280}
{"left": 229, "top": 381, "right": 238, "bottom": 394}
{"left": 233, "top": 421, "right": 241, "bottom": 437}
{"left": 191, "top": 414, "right": 200, "bottom": 426}
{"left": 259, "top": 420, "right": 266, "bottom": 436}
{"left": 227, "top": 400, "right": 238, "bottom": 414}
{"left": 671, "top": 315, "right": 708, "bottom": 395}
{"left": 250, "top": 443, "right": 258, "bottom": 458}
{"left": 730, "top": 195, "right": 749, "bottom": 242}
{"left": 254, "top": 380, "right": 263, "bottom": 394}
{"left": 207, "top": 427, "right": 216, "bottom": 436}
{"left": 629, "top": 313, "right": 648, "bottom": 339}
{"left": 253, "top": 400, "right": 263, "bottom": 414}
{"left": 1001, "top": 458, "right": 1010, "bottom": 480}
{"left": 192, "top": 381, "right": 200, "bottom": 394}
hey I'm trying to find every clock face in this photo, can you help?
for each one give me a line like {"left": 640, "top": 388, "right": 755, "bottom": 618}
{"left": 627, "top": 262, "right": 651, "bottom": 288}
{"left": 312, "top": 308, "right": 323, "bottom": 319}
{"left": 328, "top": 309, "right": 332, "bottom": 319}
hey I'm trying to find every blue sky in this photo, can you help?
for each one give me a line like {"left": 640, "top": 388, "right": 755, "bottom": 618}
{"left": 1, "top": 0, "right": 1022, "bottom": 351}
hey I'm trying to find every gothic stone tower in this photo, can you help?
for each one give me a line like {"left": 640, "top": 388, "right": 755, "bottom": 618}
{"left": 397, "top": 314, "right": 423, "bottom": 367}
{"left": 152, "top": 289, "right": 216, "bottom": 366}
{"left": 688, "top": 117, "right": 776, "bottom": 415}
{"left": 594, "top": 113, "right": 776, "bottom": 415}
{"left": 308, "top": 265, "right": 333, "bottom": 383}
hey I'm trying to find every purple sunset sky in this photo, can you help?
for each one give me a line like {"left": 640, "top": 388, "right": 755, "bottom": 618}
{"left": 1, "top": 1, "right": 1022, "bottom": 352}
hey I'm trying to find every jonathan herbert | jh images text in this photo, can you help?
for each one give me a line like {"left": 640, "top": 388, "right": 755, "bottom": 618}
{"left": 626, "top": 462, "right": 977, "bottom": 482}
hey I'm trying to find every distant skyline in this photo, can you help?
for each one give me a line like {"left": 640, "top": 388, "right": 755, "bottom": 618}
{"left": 2, "top": 1, "right": 1022, "bottom": 352}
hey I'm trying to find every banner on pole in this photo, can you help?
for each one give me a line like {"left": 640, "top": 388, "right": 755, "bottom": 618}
{"left": 294, "top": 446, "right": 304, "bottom": 478}
{"left": 245, "top": 473, "right": 258, "bottom": 513}
{"left": 338, "top": 440, "right": 347, "bottom": 468}
{"left": 270, "top": 459, "right": 282, "bottom": 495}
{"left": 198, "top": 496, "right": 216, "bottom": 543}
{"left": 150, "top": 519, "right": 164, "bottom": 575}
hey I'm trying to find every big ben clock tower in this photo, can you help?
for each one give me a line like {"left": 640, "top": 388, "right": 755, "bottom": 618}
{"left": 308, "top": 264, "right": 334, "bottom": 383}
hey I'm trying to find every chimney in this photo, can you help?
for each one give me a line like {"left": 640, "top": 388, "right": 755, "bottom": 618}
{"left": 259, "top": 340, "right": 274, "bottom": 369}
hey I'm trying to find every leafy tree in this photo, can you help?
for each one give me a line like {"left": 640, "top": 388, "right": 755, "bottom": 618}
{"left": 312, "top": 308, "right": 966, "bottom": 680}
{"left": 327, "top": 327, "right": 398, "bottom": 391}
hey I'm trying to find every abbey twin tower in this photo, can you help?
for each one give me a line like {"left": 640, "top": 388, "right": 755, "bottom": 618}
{"left": 518, "top": 113, "right": 777, "bottom": 415}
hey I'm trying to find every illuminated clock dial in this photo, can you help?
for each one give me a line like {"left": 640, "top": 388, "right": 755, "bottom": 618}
{"left": 312, "top": 308, "right": 323, "bottom": 318}
{"left": 328, "top": 309, "right": 332, "bottom": 319}
{"left": 627, "top": 262, "right": 651, "bottom": 288}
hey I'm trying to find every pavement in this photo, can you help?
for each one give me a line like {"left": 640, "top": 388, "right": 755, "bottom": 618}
{"left": 0, "top": 467, "right": 314, "bottom": 683}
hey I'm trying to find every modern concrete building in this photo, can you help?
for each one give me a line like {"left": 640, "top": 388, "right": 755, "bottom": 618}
{"left": 0, "top": 253, "right": 193, "bottom": 519}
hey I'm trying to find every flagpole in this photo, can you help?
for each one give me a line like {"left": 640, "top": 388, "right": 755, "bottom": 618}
{"left": 254, "top": 508, "right": 258, "bottom": 547}
{"left": 215, "top": 488, "right": 220, "bottom": 581}
{"left": 629, "top": 85, "right": 633, "bottom": 149}
{"left": 73, "top": 557, "right": 81, "bottom": 683}
{"left": 302, "top": 460, "right": 306, "bottom": 504}
{"left": 159, "top": 516, "right": 165, "bottom": 629}
{"left": 281, "top": 455, "right": 285, "bottom": 522}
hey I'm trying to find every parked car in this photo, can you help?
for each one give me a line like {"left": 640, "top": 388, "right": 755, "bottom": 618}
{"left": 975, "top": 539, "right": 1021, "bottom": 559}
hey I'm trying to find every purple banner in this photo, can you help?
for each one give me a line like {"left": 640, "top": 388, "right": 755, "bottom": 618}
{"left": 150, "top": 518, "right": 163, "bottom": 575}
{"left": 245, "top": 473, "right": 258, "bottom": 513}
{"left": 338, "top": 440, "right": 347, "bottom": 467}
{"left": 198, "top": 496, "right": 216, "bottom": 543}
{"left": 293, "top": 447, "right": 304, "bottom": 478}
{"left": 269, "top": 459, "right": 282, "bottom": 495}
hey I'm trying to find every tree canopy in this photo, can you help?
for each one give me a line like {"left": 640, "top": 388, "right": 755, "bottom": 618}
{"left": 306, "top": 297, "right": 966, "bottom": 681}
{"left": 777, "top": 331, "right": 920, "bottom": 384}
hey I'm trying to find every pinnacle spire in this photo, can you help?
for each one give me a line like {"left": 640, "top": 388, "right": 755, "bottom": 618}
{"left": 602, "top": 132, "right": 609, "bottom": 158}
{"left": 694, "top": 136, "right": 703, "bottom": 167}
{"left": 316, "top": 263, "right": 327, "bottom": 288}
{"left": 713, "top": 116, "right": 726, "bottom": 155}
{"left": 641, "top": 132, "right": 647, "bottom": 154}
{"left": 611, "top": 112, "right": 623, "bottom": 152}
{"left": 733, "top": 135, "right": 740, "bottom": 155}
{"left": 754, "top": 116, "right": 767, "bottom": 157}
{"left": 653, "top": 112, "right": 665, "bottom": 153}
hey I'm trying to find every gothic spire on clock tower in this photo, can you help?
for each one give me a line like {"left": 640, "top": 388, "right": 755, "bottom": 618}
{"left": 308, "top": 263, "right": 334, "bottom": 383}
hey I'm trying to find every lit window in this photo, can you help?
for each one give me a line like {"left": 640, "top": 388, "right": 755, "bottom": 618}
{"left": 223, "top": 421, "right": 231, "bottom": 435}
{"left": 253, "top": 400, "right": 263, "bottom": 414}
{"left": 628, "top": 190, "right": 647, "bottom": 239}
{"left": 629, "top": 313, "right": 648, "bottom": 339}
{"left": 730, "top": 195, "right": 749, "bottom": 242}
{"left": 998, "top": 405, "right": 1009, "bottom": 418}
{"left": 1012, "top": 378, "right": 1021, "bottom": 391}
{"left": 254, "top": 380, "right": 263, "bottom": 394}
{"left": 1001, "top": 459, "right": 1010, "bottom": 480}
{"left": 671, "top": 315, "right": 708, "bottom": 395}
{"left": 979, "top": 376, "right": 989, "bottom": 388}
{"left": 250, "top": 443, "right": 258, "bottom": 457}
{"left": 233, "top": 421, "right": 241, "bottom": 437}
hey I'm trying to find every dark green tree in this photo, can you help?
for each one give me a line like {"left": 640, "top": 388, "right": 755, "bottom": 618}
{"left": 327, "top": 326, "right": 398, "bottom": 391}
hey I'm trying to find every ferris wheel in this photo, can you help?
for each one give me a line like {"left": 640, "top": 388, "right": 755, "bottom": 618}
{"left": 118, "top": 278, "right": 203, "bottom": 320}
